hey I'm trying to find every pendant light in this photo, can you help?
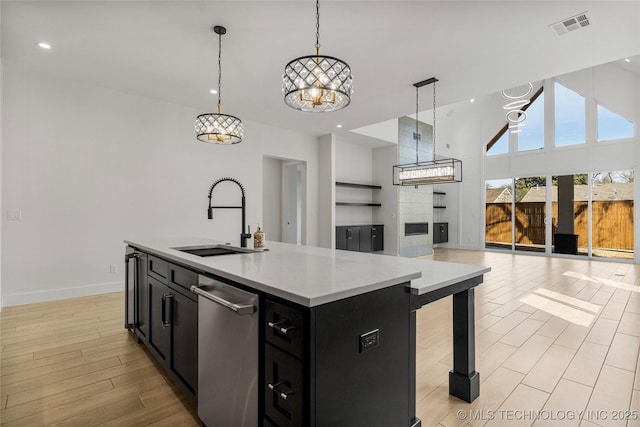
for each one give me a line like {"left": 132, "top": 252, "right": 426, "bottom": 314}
{"left": 393, "top": 77, "right": 462, "bottom": 185}
{"left": 195, "top": 26, "right": 243, "bottom": 144}
{"left": 282, "top": 0, "right": 353, "bottom": 112}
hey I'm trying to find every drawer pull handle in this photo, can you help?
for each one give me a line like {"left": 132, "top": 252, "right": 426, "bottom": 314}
{"left": 268, "top": 380, "right": 284, "bottom": 391}
{"left": 267, "top": 320, "right": 296, "bottom": 335}
{"left": 268, "top": 381, "right": 294, "bottom": 401}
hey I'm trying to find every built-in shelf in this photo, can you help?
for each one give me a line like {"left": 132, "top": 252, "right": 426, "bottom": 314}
{"left": 335, "top": 181, "right": 382, "bottom": 190}
{"left": 335, "top": 181, "right": 382, "bottom": 207}
{"left": 336, "top": 202, "right": 382, "bottom": 207}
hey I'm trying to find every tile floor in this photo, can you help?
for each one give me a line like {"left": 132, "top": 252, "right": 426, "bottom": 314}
{"left": 419, "top": 249, "right": 640, "bottom": 427}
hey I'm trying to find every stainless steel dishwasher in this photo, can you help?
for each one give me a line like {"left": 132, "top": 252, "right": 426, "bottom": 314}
{"left": 191, "top": 275, "right": 259, "bottom": 427}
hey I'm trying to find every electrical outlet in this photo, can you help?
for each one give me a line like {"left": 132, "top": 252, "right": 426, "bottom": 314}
{"left": 359, "top": 329, "right": 380, "bottom": 353}
{"left": 7, "top": 210, "right": 22, "bottom": 220}
{"left": 109, "top": 264, "right": 117, "bottom": 274}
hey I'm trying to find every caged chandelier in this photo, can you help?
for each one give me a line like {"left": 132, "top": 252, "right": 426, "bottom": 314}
{"left": 282, "top": 0, "right": 353, "bottom": 112}
{"left": 393, "top": 77, "right": 462, "bottom": 186}
{"left": 195, "top": 26, "right": 243, "bottom": 144}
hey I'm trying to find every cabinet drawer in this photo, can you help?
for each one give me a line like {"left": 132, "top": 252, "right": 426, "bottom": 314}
{"left": 264, "top": 299, "right": 304, "bottom": 359}
{"left": 264, "top": 344, "right": 304, "bottom": 427}
{"left": 148, "top": 255, "right": 168, "bottom": 283}
{"left": 169, "top": 264, "right": 198, "bottom": 292}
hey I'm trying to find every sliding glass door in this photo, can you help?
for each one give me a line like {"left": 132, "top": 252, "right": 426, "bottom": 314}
{"left": 485, "top": 171, "right": 634, "bottom": 260}
{"left": 591, "top": 170, "right": 634, "bottom": 260}
{"left": 514, "top": 177, "right": 546, "bottom": 253}
{"left": 485, "top": 179, "right": 513, "bottom": 250}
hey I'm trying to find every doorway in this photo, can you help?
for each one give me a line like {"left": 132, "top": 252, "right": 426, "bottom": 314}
{"left": 262, "top": 157, "right": 307, "bottom": 245}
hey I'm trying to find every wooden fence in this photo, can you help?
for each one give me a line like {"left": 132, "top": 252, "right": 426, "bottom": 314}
{"left": 486, "top": 201, "right": 634, "bottom": 250}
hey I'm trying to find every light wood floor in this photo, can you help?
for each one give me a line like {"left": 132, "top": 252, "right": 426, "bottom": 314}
{"left": 1, "top": 249, "right": 639, "bottom": 426}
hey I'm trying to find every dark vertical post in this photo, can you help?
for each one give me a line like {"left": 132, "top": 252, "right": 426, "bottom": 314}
{"left": 449, "top": 288, "right": 480, "bottom": 402}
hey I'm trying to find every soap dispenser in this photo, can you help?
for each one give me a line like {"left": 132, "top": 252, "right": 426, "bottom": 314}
{"left": 254, "top": 225, "right": 265, "bottom": 249}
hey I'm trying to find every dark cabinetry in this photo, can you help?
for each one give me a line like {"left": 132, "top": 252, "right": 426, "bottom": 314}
{"left": 264, "top": 284, "right": 412, "bottom": 427}
{"left": 433, "top": 222, "right": 449, "bottom": 244}
{"left": 139, "top": 255, "right": 199, "bottom": 399}
{"left": 336, "top": 225, "right": 384, "bottom": 252}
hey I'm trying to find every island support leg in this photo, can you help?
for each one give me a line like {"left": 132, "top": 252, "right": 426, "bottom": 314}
{"left": 449, "top": 288, "right": 480, "bottom": 403}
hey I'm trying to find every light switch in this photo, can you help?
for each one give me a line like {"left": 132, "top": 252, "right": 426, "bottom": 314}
{"left": 7, "top": 210, "right": 22, "bottom": 220}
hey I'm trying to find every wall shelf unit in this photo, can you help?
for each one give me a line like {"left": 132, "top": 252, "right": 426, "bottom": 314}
{"left": 336, "top": 202, "right": 382, "bottom": 207}
{"left": 336, "top": 182, "right": 382, "bottom": 190}
{"left": 335, "top": 181, "right": 382, "bottom": 207}
{"left": 433, "top": 190, "right": 448, "bottom": 243}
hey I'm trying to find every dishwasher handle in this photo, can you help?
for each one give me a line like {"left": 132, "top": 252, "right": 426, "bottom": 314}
{"left": 191, "top": 285, "right": 256, "bottom": 315}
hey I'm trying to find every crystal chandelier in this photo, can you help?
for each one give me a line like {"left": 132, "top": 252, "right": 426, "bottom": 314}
{"left": 282, "top": 0, "right": 353, "bottom": 112}
{"left": 195, "top": 26, "right": 243, "bottom": 144}
{"left": 393, "top": 77, "right": 462, "bottom": 185}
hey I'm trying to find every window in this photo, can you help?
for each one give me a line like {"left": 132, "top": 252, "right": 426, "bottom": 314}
{"left": 487, "top": 131, "right": 508, "bottom": 156}
{"left": 485, "top": 179, "right": 514, "bottom": 249}
{"left": 591, "top": 170, "right": 634, "bottom": 260}
{"left": 597, "top": 104, "right": 634, "bottom": 142}
{"left": 555, "top": 82, "right": 585, "bottom": 147}
{"left": 517, "top": 92, "right": 544, "bottom": 152}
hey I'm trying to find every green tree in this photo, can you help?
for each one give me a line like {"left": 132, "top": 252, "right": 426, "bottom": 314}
{"left": 515, "top": 177, "right": 545, "bottom": 202}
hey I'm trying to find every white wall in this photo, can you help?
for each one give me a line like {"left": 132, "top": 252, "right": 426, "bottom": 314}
{"left": 335, "top": 137, "right": 375, "bottom": 226}
{"left": 1, "top": 63, "right": 319, "bottom": 306}
{"left": 317, "top": 134, "right": 334, "bottom": 249}
{"left": 373, "top": 145, "right": 399, "bottom": 255}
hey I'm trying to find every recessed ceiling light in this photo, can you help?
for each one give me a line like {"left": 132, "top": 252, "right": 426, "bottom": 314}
{"left": 624, "top": 58, "right": 631, "bottom": 63}
{"left": 470, "top": 98, "right": 475, "bottom": 103}
{"left": 209, "top": 89, "right": 218, "bottom": 94}
{"left": 36, "top": 42, "right": 51, "bottom": 49}
{"left": 336, "top": 124, "right": 342, "bottom": 128}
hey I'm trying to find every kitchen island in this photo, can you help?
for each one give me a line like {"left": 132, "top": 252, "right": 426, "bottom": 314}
{"left": 124, "top": 237, "right": 489, "bottom": 427}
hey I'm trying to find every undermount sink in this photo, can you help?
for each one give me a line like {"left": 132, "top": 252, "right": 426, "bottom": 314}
{"left": 174, "top": 245, "right": 259, "bottom": 257}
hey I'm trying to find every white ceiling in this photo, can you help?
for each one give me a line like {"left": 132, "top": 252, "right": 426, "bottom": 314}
{"left": 2, "top": 1, "right": 639, "bottom": 137}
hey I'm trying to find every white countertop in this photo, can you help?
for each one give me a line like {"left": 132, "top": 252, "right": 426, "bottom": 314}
{"left": 125, "top": 237, "right": 489, "bottom": 307}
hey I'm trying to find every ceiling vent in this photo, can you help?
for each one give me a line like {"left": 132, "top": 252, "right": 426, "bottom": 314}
{"left": 550, "top": 11, "right": 590, "bottom": 36}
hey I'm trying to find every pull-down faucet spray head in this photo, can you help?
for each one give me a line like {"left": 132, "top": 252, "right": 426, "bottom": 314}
{"left": 207, "top": 177, "right": 251, "bottom": 247}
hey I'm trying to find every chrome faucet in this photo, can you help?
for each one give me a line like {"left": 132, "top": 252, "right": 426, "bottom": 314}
{"left": 207, "top": 177, "right": 252, "bottom": 248}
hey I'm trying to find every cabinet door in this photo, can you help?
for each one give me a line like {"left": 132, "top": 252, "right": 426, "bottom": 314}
{"left": 149, "top": 278, "right": 171, "bottom": 361}
{"left": 372, "top": 225, "right": 384, "bottom": 252}
{"left": 135, "top": 255, "right": 149, "bottom": 340}
{"left": 434, "top": 223, "right": 449, "bottom": 244}
{"left": 170, "top": 291, "right": 198, "bottom": 395}
{"left": 440, "top": 223, "right": 448, "bottom": 243}
{"left": 359, "top": 226, "right": 373, "bottom": 252}
{"left": 346, "top": 227, "right": 360, "bottom": 251}
{"left": 335, "top": 227, "right": 347, "bottom": 250}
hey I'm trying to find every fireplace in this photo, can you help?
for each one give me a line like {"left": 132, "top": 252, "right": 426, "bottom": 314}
{"left": 405, "top": 222, "right": 428, "bottom": 236}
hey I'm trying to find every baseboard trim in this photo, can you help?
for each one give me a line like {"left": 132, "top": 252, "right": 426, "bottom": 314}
{"left": 2, "top": 281, "right": 124, "bottom": 307}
